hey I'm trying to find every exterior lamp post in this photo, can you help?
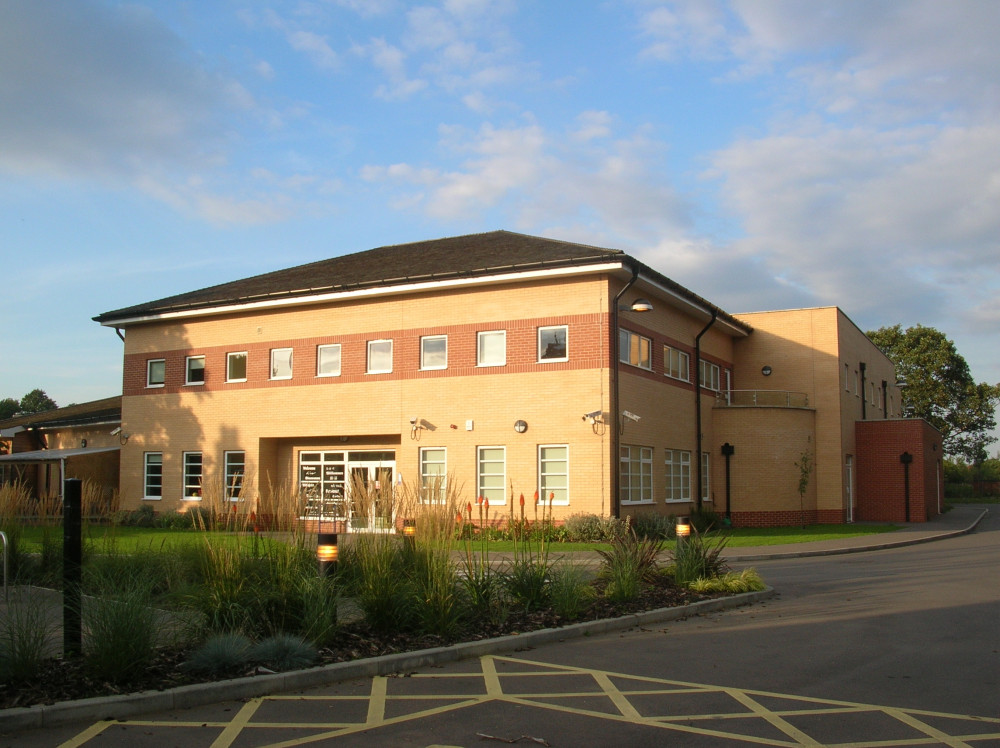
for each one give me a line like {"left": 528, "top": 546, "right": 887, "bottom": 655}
{"left": 611, "top": 266, "right": 653, "bottom": 518}
{"left": 402, "top": 518, "right": 416, "bottom": 551}
{"left": 317, "top": 532, "right": 338, "bottom": 577}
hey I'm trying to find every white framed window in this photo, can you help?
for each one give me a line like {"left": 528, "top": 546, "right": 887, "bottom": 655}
{"left": 699, "top": 360, "right": 721, "bottom": 391}
{"left": 224, "top": 451, "right": 245, "bottom": 500}
{"left": 538, "top": 325, "right": 568, "bottom": 362}
{"left": 620, "top": 445, "right": 653, "bottom": 504}
{"left": 665, "top": 449, "right": 691, "bottom": 503}
{"left": 270, "top": 348, "right": 293, "bottom": 380}
{"left": 317, "top": 344, "right": 341, "bottom": 377}
{"left": 146, "top": 359, "right": 165, "bottom": 388}
{"left": 477, "top": 330, "right": 506, "bottom": 367}
{"left": 144, "top": 452, "right": 163, "bottom": 499}
{"left": 844, "top": 363, "right": 850, "bottom": 391}
{"left": 664, "top": 346, "right": 690, "bottom": 381}
{"left": 419, "top": 447, "right": 447, "bottom": 502}
{"left": 619, "top": 329, "right": 651, "bottom": 370}
{"left": 420, "top": 335, "right": 448, "bottom": 370}
{"left": 185, "top": 356, "right": 205, "bottom": 385}
{"left": 538, "top": 444, "right": 569, "bottom": 505}
{"left": 227, "top": 352, "right": 248, "bottom": 382}
{"left": 183, "top": 452, "right": 203, "bottom": 499}
{"left": 701, "top": 452, "right": 710, "bottom": 503}
{"left": 478, "top": 446, "right": 506, "bottom": 505}
{"left": 367, "top": 339, "right": 393, "bottom": 374}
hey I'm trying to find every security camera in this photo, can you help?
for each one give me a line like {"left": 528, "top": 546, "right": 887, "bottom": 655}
{"left": 110, "top": 427, "right": 122, "bottom": 436}
{"left": 582, "top": 410, "right": 603, "bottom": 421}
{"left": 622, "top": 410, "right": 641, "bottom": 423}
{"left": 409, "top": 416, "right": 418, "bottom": 425}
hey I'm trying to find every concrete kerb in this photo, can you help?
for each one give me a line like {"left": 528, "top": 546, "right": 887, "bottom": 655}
{"left": 1, "top": 587, "right": 775, "bottom": 732}
{"left": 726, "top": 507, "right": 990, "bottom": 562}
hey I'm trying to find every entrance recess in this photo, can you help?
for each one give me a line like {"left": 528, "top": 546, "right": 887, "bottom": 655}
{"left": 298, "top": 450, "right": 396, "bottom": 530}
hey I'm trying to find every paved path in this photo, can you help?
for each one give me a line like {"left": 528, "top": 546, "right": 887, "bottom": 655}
{"left": 1, "top": 504, "right": 994, "bottom": 747}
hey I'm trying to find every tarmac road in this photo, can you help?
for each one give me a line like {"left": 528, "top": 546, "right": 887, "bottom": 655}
{"left": 3, "top": 506, "right": 998, "bottom": 747}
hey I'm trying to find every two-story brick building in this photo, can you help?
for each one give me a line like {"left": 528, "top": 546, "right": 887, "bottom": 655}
{"left": 92, "top": 231, "right": 942, "bottom": 527}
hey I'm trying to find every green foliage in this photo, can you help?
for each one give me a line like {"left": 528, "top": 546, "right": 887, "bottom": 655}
{"left": 83, "top": 570, "right": 159, "bottom": 682}
{"left": 0, "top": 590, "right": 56, "bottom": 683}
{"left": 252, "top": 634, "right": 318, "bottom": 672}
{"left": 596, "top": 529, "right": 663, "bottom": 603}
{"left": 342, "top": 533, "right": 416, "bottom": 634}
{"left": 182, "top": 632, "right": 254, "bottom": 675}
{"left": 562, "top": 513, "right": 627, "bottom": 542}
{"left": 0, "top": 397, "right": 18, "bottom": 420}
{"left": 686, "top": 568, "right": 766, "bottom": 593}
{"left": 548, "top": 564, "right": 595, "bottom": 620}
{"left": 17, "top": 389, "right": 58, "bottom": 415}
{"left": 688, "top": 506, "right": 722, "bottom": 534}
{"left": 868, "top": 324, "right": 1000, "bottom": 461}
{"left": 671, "top": 528, "right": 730, "bottom": 585}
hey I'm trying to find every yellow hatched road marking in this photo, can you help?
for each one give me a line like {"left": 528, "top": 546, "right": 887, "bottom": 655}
{"left": 366, "top": 675, "right": 387, "bottom": 725}
{"left": 725, "top": 688, "right": 823, "bottom": 747}
{"left": 210, "top": 698, "right": 264, "bottom": 748}
{"left": 591, "top": 670, "right": 643, "bottom": 720}
{"left": 57, "top": 720, "right": 113, "bottom": 748}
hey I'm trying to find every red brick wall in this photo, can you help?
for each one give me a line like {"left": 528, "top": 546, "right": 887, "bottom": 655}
{"left": 730, "top": 509, "right": 843, "bottom": 528}
{"left": 855, "top": 419, "right": 943, "bottom": 522}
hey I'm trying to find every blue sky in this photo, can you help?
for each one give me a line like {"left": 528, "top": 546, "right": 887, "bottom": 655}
{"left": 1, "top": 0, "right": 998, "bottom": 440}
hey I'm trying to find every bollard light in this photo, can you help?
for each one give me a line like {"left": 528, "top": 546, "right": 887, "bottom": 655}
{"left": 675, "top": 517, "right": 691, "bottom": 539}
{"left": 402, "top": 518, "right": 416, "bottom": 537}
{"left": 317, "top": 532, "right": 339, "bottom": 563}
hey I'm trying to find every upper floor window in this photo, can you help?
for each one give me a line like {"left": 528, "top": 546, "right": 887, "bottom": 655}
{"left": 227, "top": 352, "right": 248, "bottom": 382}
{"left": 699, "top": 360, "right": 721, "bottom": 391}
{"left": 420, "top": 335, "right": 448, "bottom": 370}
{"left": 538, "top": 325, "right": 568, "bottom": 362}
{"left": 619, "top": 330, "right": 651, "bottom": 370}
{"left": 317, "top": 344, "right": 341, "bottom": 377}
{"left": 185, "top": 356, "right": 205, "bottom": 385}
{"left": 664, "top": 346, "right": 690, "bottom": 381}
{"left": 270, "top": 348, "right": 293, "bottom": 380}
{"left": 367, "top": 340, "right": 393, "bottom": 374}
{"left": 477, "top": 330, "right": 506, "bottom": 367}
{"left": 146, "top": 359, "right": 165, "bottom": 388}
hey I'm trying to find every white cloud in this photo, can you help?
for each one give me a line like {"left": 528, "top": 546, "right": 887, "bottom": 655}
{"left": 287, "top": 30, "right": 340, "bottom": 70}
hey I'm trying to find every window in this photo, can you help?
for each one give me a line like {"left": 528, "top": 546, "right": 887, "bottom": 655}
{"left": 270, "top": 348, "right": 293, "bottom": 380}
{"left": 227, "top": 352, "right": 248, "bottom": 382}
{"left": 701, "top": 452, "right": 710, "bottom": 503}
{"left": 699, "top": 360, "right": 721, "bottom": 391}
{"left": 317, "top": 344, "right": 341, "bottom": 377}
{"left": 144, "top": 453, "right": 163, "bottom": 499}
{"left": 477, "top": 330, "right": 506, "bottom": 366}
{"left": 538, "top": 445, "right": 568, "bottom": 505}
{"left": 478, "top": 446, "right": 506, "bottom": 505}
{"left": 664, "top": 449, "right": 691, "bottom": 502}
{"left": 185, "top": 356, "right": 205, "bottom": 385}
{"left": 664, "top": 346, "right": 690, "bottom": 381}
{"left": 183, "top": 452, "right": 203, "bottom": 499}
{"left": 538, "top": 325, "right": 568, "bottom": 362}
{"left": 224, "top": 451, "right": 245, "bottom": 500}
{"left": 420, "top": 335, "right": 448, "bottom": 370}
{"left": 146, "top": 359, "right": 165, "bottom": 388}
{"left": 619, "top": 330, "right": 651, "bottom": 370}
{"left": 419, "top": 447, "right": 447, "bottom": 502}
{"left": 620, "top": 445, "right": 653, "bottom": 503}
{"left": 367, "top": 339, "right": 393, "bottom": 374}
{"left": 844, "top": 363, "right": 850, "bottom": 391}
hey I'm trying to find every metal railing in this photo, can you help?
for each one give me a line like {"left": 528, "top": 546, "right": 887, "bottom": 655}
{"left": 716, "top": 390, "right": 810, "bottom": 408}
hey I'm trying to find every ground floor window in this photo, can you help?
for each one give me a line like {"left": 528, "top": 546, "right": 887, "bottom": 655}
{"left": 538, "top": 445, "right": 568, "bottom": 505}
{"left": 701, "top": 452, "right": 711, "bottom": 503}
{"left": 478, "top": 446, "right": 506, "bottom": 504}
{"left": 144, "top": 452, "right": 163, "bottom": 499}
{"left": 665, "top": 449, "right": 691, "bottom": 502}
{"left": 224, "top": 451, "right": 245, "bottom": 499}
{"left": 183, "top": 452, "right": 202, "bottom": 499}
{"left": 419, "top": 447, "right": 447, "bottom": 502}
{"left": 620, "top": 445, "right": 653, "bottom": 503}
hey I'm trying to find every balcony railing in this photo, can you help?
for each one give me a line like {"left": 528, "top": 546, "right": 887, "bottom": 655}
{"left": 716, "top": 390, "right": 810, "bottom": 408}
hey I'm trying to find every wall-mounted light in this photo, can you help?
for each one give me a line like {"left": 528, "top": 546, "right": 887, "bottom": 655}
{"left": 80, "top": 439, "right": 87, "bottom": 448}
{"left": 514, "top": 420, "right": 528, "bottom": 433}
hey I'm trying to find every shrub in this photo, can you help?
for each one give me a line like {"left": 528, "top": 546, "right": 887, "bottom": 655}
{"left": 83, "top": 571, "right": 158, "bottom": 682}
{"left": 596, "top": 529, "right": 663, "bottom": 603}
{"left": 183, "top": 632, "right": 254, "bottom": 675}
{"left": 0, "top": 588, "right": 56, "bottom": 683}
{"left": 562, "top": 513, "right": 626, "bottom": 542}
{"left": 686, "top": 568, "right": 766, "bottom": 593}
{"left": 630, "top": 513, "right": 675, "bottom": 540}
{"left": 689, "top": 506, "right": 722, "bottom": 534}
{"left": 343, "top": 533, "right": 416, "bottom": 634}
{"left": 549, "top": 564, "right": 595, "bottom": 620}
{"left": 252, "top": 634, "right": 317, "bottom": 672}
{"left": 671, "top": 528, "right": 730, "bottom": 585}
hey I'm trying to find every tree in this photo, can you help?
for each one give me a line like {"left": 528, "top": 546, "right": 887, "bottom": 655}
{"left": 0, "top": 397, "right": 19, "bottom": 419}
{"left": 18, "top": 389, "right": 58, "bottom": 415}
{"left": 868, "top": 324, "right": 1000, "bottom": 462}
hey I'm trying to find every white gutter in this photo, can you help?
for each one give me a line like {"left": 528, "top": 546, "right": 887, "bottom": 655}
{"left": 100, "top": 262, "right": 627, "bottom": 326}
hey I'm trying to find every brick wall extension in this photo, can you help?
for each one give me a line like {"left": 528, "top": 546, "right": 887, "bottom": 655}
{"left": 855, "top": 419, "right": 943, "bottom": 522}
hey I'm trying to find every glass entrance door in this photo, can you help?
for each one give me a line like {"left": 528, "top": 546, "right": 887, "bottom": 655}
{"left": 348, "top": 461, "right": 394, "bottom": 530}
{"left": 299, "top": 449, "right": 395, "bottom": 530}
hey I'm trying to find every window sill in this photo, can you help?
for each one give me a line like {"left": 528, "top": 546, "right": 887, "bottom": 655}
{"left": 184, "top": 382, "right": 205, "bottom": 387}
{"left": 538, "top": 358, "right": 569, "bottom": 364}
{"left": 664, "top": 498, "right": 692, "bottom": 504}
{"left": 621, "top": 500, "right": 655, "bottom": 505}
{"left": 142, "top": 496, "right": 162, "bottom": 501}
{"left": 226, "top": 379, "right": 247, "bottom": 384}
{"left": 146, "top": 384, "right": 165, "bottom": 389}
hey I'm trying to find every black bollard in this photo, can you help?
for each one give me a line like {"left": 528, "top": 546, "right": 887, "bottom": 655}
{"left": 63, "top": 478, "right": 82, "bottom": 657}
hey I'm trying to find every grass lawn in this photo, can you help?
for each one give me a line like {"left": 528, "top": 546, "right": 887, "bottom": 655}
{"left": 13, "top": 522, "right": 901, "bottom": 554}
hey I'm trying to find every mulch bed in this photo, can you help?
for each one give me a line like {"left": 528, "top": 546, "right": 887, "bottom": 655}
{"left": 1, "top": 580, "right": 713, "bottom": 712}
